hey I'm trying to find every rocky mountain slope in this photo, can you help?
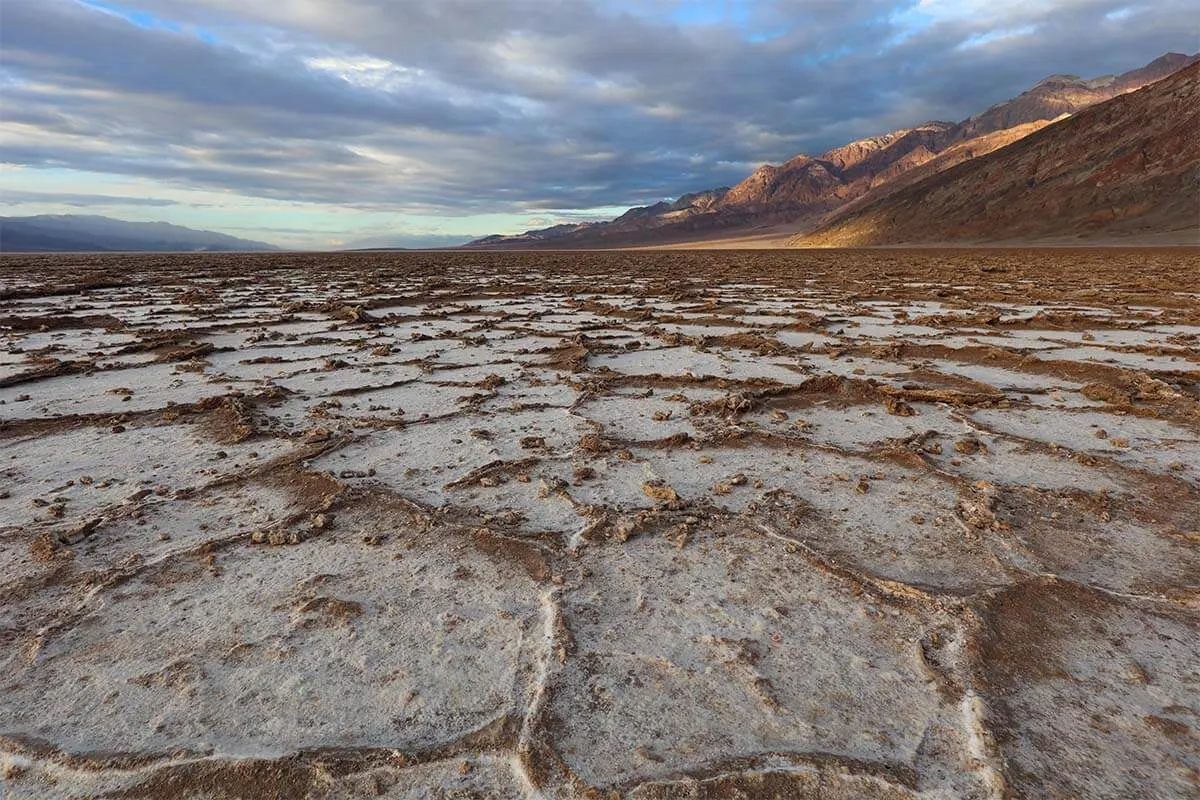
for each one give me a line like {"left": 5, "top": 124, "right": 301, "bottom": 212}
{"left": 948, "top": 52, "right": 1196, "bottom": 142}
{"left": 815, "top": 120, "right": 1054, "bottom": 227}
{"left": 795, "top": 61, "right": 1200, "bottom": 246}
{"left": 0, "top": 215, "right": 278, "bottom": 252}
{"left": 467, "top": 52, "right": 1197, "bottom": 249}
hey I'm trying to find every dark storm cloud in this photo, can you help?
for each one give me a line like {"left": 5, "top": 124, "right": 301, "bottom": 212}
{"left": 2, "top": 0, "right": 1196, "bottom": 215}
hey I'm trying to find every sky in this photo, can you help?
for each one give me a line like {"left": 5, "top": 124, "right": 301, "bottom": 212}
{"left": 2, "top": 0, "right": 1197, "bottom": 249}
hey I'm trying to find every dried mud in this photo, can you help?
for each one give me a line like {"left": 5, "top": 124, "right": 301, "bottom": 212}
{"left": 1, "top": 249, "right": 1198, "bottom": 799}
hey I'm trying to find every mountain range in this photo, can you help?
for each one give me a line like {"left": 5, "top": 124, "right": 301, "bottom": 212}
{"left": 467, "top": 52, "right": 1199, "bottom": 248}
{"left": 798, "top": 59, "right": 1200, "bottom": 246}
{"left": 0, "top": 215, "right": 277, "bottom": 253}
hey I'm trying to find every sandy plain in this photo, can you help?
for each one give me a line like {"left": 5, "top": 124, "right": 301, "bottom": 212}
{"left": 1, "top": 249, "right": 1198, "bottom": 799}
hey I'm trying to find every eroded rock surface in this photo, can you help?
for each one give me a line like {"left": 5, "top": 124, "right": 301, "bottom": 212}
{"left": 1, "top": 250, "right": 1198, "bottom": 798}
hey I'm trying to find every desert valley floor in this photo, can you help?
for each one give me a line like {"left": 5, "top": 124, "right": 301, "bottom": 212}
{"left": 0, "top": 249, "right": 1198, "bottom": 799}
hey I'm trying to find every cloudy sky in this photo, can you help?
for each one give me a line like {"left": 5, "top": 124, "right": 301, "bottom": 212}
{"left": 2, "top": 0, "right": 1196, "bottom": 248}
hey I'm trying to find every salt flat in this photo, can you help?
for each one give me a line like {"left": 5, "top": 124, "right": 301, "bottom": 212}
{"left": 1, "top": 249, "right": 1197, "bottom": 799}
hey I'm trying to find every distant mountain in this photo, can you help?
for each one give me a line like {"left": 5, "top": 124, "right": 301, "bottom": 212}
{"left": 466, "top": 52, "right": 1198, "bottom": 249}
{"left": 0, "top": 215, "right": 278, "bottom": 253}
{"left": 793, "top": 61, "right": 1200, "bottom": 246}
{"left": 467, "top": 188, "right": 733, "bottom": 247}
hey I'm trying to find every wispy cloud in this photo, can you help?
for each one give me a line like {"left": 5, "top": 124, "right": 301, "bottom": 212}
{"left": 0, "top": 188, "right": 183, "bottom": 207}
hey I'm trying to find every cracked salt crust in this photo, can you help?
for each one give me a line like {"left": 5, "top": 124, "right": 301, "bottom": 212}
{"left": 926, "top": 360, "right": 1085, "bottom": 391}
{"left": 1, "top": 423, "right": 294, "bottom": 533}
{"left": 2, "top": 533, "right": 541, "bottom": 757}
{"left": 972, "top": 407, "right": 1200, "bottom": 481}
{"left": 0, "top": 364, "right": 257, "bottom": 420}
{"left": 2, "top": 249, "right": 1197, "bottom": 799}
{"left": 549, "top": 531, "right": 984, "bottom": 793}
{"left": 1039, "top": 345, "right": 1200, "bottom": 372}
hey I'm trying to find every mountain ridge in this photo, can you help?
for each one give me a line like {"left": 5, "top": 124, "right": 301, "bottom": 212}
{"left": 0, "top": 214, "right": 278, "bottom": 253}
{"left": 792, "top": 61, "right": 1200, "bottom": 246}
{"left": 465, "top": 51, "right": 1198, "bottom": 249}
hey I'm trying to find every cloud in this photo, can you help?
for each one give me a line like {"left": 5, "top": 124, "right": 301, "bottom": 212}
{"left": 1, "top": 0, "right": 1196, "bottom": 234}
{"left": 0, "top": 189, "right": 182, "bottom": 208}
